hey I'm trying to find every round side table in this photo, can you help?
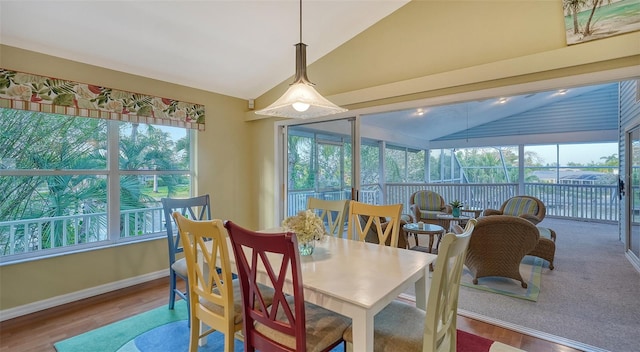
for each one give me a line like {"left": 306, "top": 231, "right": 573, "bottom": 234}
{"left": 402, "top": 223, "right": 446, "bottom": 254}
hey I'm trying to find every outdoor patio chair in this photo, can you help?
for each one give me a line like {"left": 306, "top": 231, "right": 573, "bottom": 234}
{"left": 465, "top": 215, "right": 539, "bottom": 288}
{"left": 409, "top": 190, "right": 452, "bottom": 225}
{"left": 483, "top": 195, "right": 546, "bottom": 225}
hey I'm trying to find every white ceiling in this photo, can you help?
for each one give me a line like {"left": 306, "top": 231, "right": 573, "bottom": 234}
{"left": 0, "top": 0, "right": 408, "bottom": 100}
{"left": 0, "top": 1, "right": 623, "bottom": 146}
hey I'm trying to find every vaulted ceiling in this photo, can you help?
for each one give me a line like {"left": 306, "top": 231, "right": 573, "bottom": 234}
{"left": 0, "top": 0, "right": 408, "bottom": 100}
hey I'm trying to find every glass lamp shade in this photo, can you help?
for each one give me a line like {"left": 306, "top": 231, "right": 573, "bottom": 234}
{"left": 255, "top": 82, "right": 347, "bottom": 119}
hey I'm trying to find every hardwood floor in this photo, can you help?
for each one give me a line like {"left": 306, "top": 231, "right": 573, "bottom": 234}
{"left": 0, "top": 277, "right": 583, "bottom": 352}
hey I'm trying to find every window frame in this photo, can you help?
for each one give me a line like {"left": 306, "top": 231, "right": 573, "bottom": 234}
{"left": 0, "top": 114, "right": 195, "bottom": 265}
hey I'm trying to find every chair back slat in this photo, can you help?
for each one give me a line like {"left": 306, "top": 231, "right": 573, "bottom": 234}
{"left": 161, "top": 195, "right": 212, "bottom": 260}
{"left": 225, "top": 221, "right": 307, "bottom": 352}
{"left": 347, "top": 200, "right": 402, "bottom": 247}
{"left": 306, "top": 197, "right": 349, "bottom": 237}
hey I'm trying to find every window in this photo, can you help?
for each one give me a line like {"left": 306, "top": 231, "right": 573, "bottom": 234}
{"left": 454, "top": 146, "right": 519, "bottom": 183}
{"left": 0, "top": 108, "right": 194, "bottom": 263}
{"left": 524, "top": 143, "right": 618, "bottom": 185}
{"left": 384, "top": 144, "right": 425, "bottom": 183}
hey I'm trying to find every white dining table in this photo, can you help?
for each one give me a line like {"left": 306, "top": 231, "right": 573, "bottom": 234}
{"left": 217, "top": 233, "right": 437, "bottom": 352}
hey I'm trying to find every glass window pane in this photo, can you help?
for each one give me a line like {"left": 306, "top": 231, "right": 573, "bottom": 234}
{"left": 360, "top": 143, "right": 380, "bottom": 185}
{"left": 558, "top": 143, "right": 618, "bottom": 166}
{"left": 287, "top": 134, "right": 314, "bottom": 191}
{"left": 317, "top": 143, "right": 342, "bottom": 189}
{"left": 407, "top": 149, "right": 425, "bottom": 182}
{"left": 119, "top": 123, "right": 190, "bottom": 171}
{"left": 0, "top": 108, "right": 107, "bottom": 170}
{"left": 385, "top": 148, "right": 405, "bottom": 182}
{"left": 0, "top": 175, "right": 108, "bottom": 256}
{"left": 119, "top": 174, "right": 191, "bottom": 238}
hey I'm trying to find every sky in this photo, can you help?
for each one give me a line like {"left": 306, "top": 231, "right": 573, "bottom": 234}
{"left": 526, "top": 143, "right": 618, "bottom": 165}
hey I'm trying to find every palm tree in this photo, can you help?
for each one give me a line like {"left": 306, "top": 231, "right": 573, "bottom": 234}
{"left": 583, "top": 0, "right": 611, "bottom": 36}
{"left": 563, "top": 0, "right": 587, "bottom": 34}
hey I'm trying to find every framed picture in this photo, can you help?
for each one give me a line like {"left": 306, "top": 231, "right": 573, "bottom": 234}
{"left": 564, "top": 0, "right": 640, "bottom": 45}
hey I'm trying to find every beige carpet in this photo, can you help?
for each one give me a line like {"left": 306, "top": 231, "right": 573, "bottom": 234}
{"left": 456, "top": 218, "right": 640, "bottom": 352}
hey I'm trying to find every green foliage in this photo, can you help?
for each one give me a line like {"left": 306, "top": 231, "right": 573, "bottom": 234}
{"left": 0, "top": 108, "right": 192, "bottom": 252}
{"left": 449, "top": 200, "right": 463, "bottom": 208}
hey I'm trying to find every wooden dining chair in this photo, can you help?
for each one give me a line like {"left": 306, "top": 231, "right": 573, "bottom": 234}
{"left": 224, "top": 220, "right": 351, "bottom": 352}
{"left": 346, "top": 200, "right": 403, "bottom": 247}
{"left": 306, "top": 197, "right": 349, "bottom": 237}
{"left": 161, "top": 195, "right": 212, "bottom": 324}
{"left": 172, "top": 213, "right": 240, "bottom": 352}
{"left": 343, "top": 219, "right": 477, "bottom": 352}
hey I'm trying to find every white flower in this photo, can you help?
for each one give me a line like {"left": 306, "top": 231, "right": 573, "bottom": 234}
{"left": 282, "top": 209, "right": 327, "bottom": 243}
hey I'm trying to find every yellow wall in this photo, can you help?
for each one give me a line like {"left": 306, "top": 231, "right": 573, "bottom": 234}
{"left": 250, "top": 0, "right": 640, "bottom": 228}
{"left": 0, "top": 45, "right": 253, "bottom": 310}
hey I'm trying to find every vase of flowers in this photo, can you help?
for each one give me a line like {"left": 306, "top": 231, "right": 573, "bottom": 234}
{"left": 282, "top": 209, "right": 327, "bottom": 255}
{"left": 449, "top": 200, "right": 463, "bottom": 217}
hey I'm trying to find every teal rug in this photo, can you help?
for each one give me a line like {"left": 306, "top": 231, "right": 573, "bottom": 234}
{"left": 54, "top": 299, "right": 512, "bottom": 352}
{"left": 54, "top": 300, "right": 344, "bottom": 352}
{"left": 461, "top": 255, "right": 544, "bottom": 302}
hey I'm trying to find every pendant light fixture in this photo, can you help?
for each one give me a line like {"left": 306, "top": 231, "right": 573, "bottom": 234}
{"left": 255, "top": 0, "right": 348, "bottom": 118}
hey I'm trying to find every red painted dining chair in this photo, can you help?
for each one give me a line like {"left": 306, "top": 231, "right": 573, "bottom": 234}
{"left": 224, "top": 221, "right": 350, "bottom": 352}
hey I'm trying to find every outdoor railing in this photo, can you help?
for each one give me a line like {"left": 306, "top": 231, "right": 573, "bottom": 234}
{"left": 1, "top": 183, "right": 620, "bottom": 258}
{"left": 287, "top": 183, "right": 619, "bottom": 222}
{"left": 384, "top": 183, "right": 619, "bottom": 222}
{"left": 0, "top": 207, "right": 166, "bottom": 258}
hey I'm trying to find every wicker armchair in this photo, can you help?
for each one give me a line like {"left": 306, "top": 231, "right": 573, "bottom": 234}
{"left": 409, "top": 190, "right": 452, "bottom": 225}
{"left": 483, "top": 195, "right": 546, "bottom": 225}
{"left": 464, "top": 215, "right": 539, "bottom": 288}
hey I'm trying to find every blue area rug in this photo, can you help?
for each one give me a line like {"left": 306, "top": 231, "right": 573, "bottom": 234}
{"left": 119, "top": 320, "right": 248, "bottom": 352}
{"left": 55, "top": 299, "right": 509, "bottom": 352}
{"left": 54, "top": 300, "right": 341, "bottom": 352}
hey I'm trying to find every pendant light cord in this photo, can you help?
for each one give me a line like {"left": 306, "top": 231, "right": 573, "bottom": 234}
{"left": 299, "top": 0, "right": 303, "bottom": 43}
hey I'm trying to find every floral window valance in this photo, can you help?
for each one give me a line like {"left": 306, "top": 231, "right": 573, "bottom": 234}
{"left": 0, "top": 68, "right": 205, "bottom": 130}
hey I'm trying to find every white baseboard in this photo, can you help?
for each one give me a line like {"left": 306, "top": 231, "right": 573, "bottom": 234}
{"left": 0, "top": 270, "right": 167, "bottom": 322}
{"left": 625, "top": 251, "right": 640, "bottom": 274}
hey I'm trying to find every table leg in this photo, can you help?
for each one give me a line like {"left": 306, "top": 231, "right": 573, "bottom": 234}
{"left": 414, "top": 267, "right": 429, "bottom": 310}
{"left": 350, "top": 309, "right": 374, "bottom": 352}
{"left": 434, "top": 230, "right": 445, "bottom": 251}
{"left": 440, "top": 219, "right": 451, "bottom": 231}
{"left": 428, "top": 234, "right": 434, "bottom": 252}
